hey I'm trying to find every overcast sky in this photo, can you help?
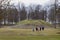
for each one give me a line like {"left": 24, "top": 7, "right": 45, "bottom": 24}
{"left": 12, "top": 0, "right": 49, "bottom": 4}
{"left": 12, "top": 0, "right": 49, "bottom": 6}
{"left": 11, "top": 0, "right": 56, "bottom": 6}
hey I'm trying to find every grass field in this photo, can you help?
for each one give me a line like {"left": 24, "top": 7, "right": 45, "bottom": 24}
{"left": 0, "top": 28, "right": 60, "bottom": 40}
{"left": 0, "top": 35, "right": 60, "bottom": 40}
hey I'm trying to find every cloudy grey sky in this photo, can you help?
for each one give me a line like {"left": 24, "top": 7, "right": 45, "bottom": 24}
{"left": 11, "top": 0, "right": 59, "bottom": 6}
{"left": 11, "top": 0, "right": 48, "bottom": 5}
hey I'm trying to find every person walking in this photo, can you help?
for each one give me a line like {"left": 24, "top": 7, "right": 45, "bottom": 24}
{"left": 42, "top": 26, "right": 44, "bottom": 30}
{"left": 32, "top": 27, "right": 34, "bottom": 32}
{"left": 36, "top": 27, "right": 38, "bottom": 31}
{"left": 40, "top": 27, "right": 41, "bottom": 31}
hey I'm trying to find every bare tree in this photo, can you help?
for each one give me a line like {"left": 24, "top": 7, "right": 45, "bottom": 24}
{"left": 20, "top": 3, "right": 27, "bottom": 21}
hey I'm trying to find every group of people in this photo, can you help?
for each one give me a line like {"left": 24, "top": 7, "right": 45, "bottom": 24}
{"left": 32, "top": 26, "right": 44, "bottom": 32}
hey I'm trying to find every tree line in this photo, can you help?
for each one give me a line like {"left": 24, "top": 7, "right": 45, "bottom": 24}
{"left": 0, "top": 0, "right": 60, "bottom": 28}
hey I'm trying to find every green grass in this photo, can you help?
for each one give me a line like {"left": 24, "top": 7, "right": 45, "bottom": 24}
{"left": 0, "top": 35, "right": 60, "bottom": 40}
{"left": 17, "top": 20, "right": 52, "bottom": 27}
{"left": 0, "top": 28, "right": 60, "bottom": 40}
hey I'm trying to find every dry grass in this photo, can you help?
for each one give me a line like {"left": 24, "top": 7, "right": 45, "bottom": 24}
{"left": 0, "top": 28, "right": 60, "bottom": 40}
{"left": 0, "top": 28, "right": 60, "bottom": 36}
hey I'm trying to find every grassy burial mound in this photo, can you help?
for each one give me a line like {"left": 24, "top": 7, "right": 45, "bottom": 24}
{"left": 16, "top": 20, "right": 52, "bottom": 29}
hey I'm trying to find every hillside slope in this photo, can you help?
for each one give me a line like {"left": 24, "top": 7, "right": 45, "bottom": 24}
{"left": 15, "top": 20, "right": 52, "bottom": 29}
